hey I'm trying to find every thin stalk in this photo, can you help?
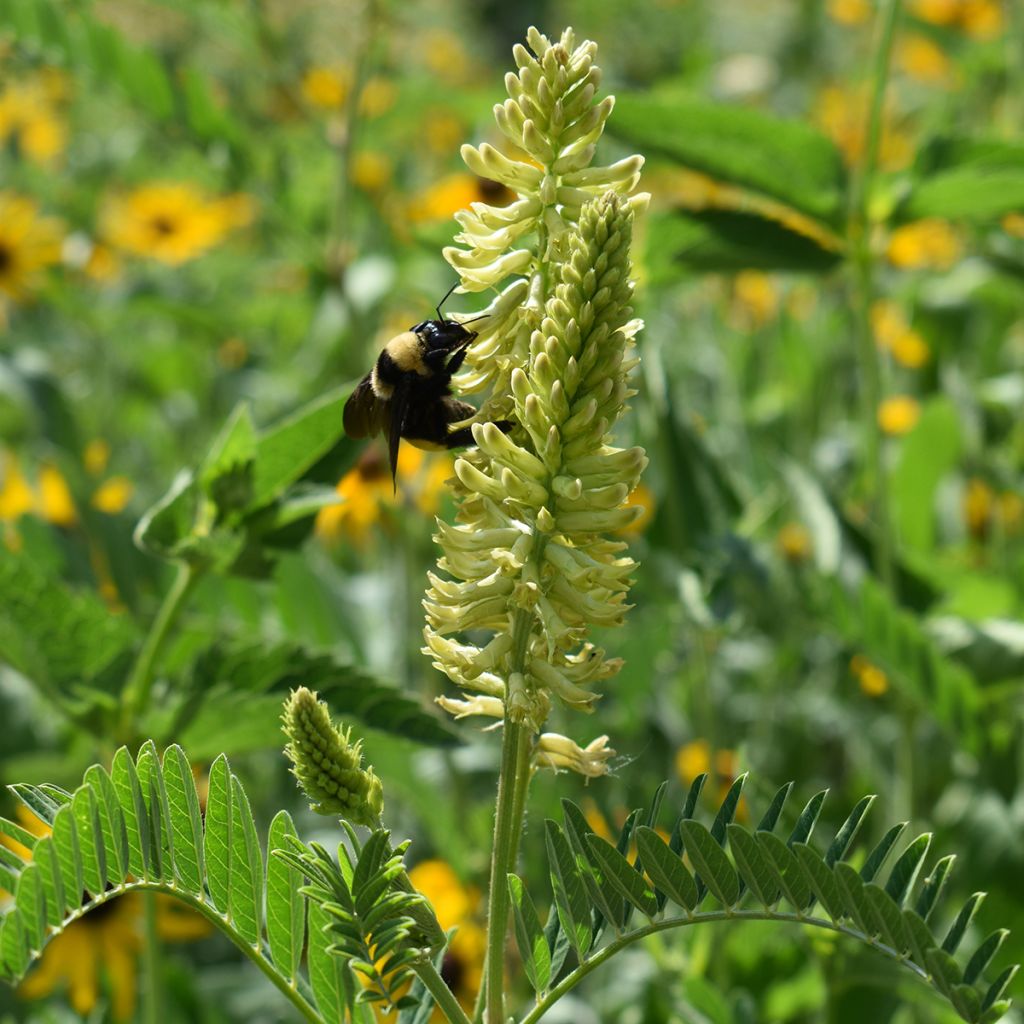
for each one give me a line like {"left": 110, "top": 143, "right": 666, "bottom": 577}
{"left": 413, "top": 961, "right": 474, "bottom": 1024}
{"left": 519, "top": 910, "right": 933, "bottom": 1024}
{"left": 119, "top": 562, "right": 201, "bottom": 740}
{"left": 141, "top": 893, "right": 161, "bottom": 1024}
{"left": 483, "top": 718, "right": 527, "bottom": 1024}
{"left": 848, "top": 0, "right": 901, "bottom": 595}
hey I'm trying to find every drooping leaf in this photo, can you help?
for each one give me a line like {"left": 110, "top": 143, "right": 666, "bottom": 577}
{"left": 508, "top": 874, "right": 552, "bottom": 994}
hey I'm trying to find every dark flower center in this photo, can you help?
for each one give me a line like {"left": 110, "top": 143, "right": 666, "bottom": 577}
{"left": 150, "top": 215, "right": 177, "bottom": 237}
{"left": 440, "top": 949, "right": 466, "bottom": 995}
{"left": 0, "top": 242, "right": 12, "bottom": 273}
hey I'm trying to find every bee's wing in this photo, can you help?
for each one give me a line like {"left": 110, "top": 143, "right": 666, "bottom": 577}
{"left": 387, "top": 377, "right": 412, "bottom": 485}
{"left": 343, "top": 374, "right": 389, "bottom": 439}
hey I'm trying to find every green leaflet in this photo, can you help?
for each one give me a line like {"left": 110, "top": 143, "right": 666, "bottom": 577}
{"left": 267, "top": 812, "right": 306, "bottom": 984}
{"left": 508, "top": 874, "right": 552, "bottom": 995}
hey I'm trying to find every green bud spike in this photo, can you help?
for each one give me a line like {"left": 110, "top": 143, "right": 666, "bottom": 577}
{"left": 281, "top": 687, "right": 384, "bottom": 826}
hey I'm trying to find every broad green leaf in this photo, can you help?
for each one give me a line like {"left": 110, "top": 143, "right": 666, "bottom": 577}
{"left": 678, "top": 820, "right": 739, "bottom": 908}
{"left": 902, "top": 907, "right": 938, "bottom": 967}
{"left": 793, "top": 844, "right": 846, "bottom": 921}
{"left": 965, "top": 930, "right": 1009, "bottom": 986}
{"left": 891, "top": 398, "right": 961, "bottom": 553}
{"left": 611, "top": 92, "right": 847, "bottom": 225}
{"left": 915, "top": 855, "right": 955, "bottom": 922}
{"left": 267, "top": 812, "right": 305, "bottom": 984}
{"left": 584, "top": 834, "right": 659, "bottom": 920}
{"left": 635, "top": 826, "right": 698, "bottom": 912}
{"left": 200, "top": 402, "right": 257, "bottom": 502}
{"left": 710, "top": 774, "right": 747, "bottom": 846}
{"left": 884, "top": 834, "right": 932, "bottom": 905}
{"left": 983, "top": 965, "right": 1019, "bottom": 1013}
{"left": 755, "top": 783, "right": 793, "bottom": 836}
{"left": 32, "top": 842, "right": 63, "bottom": 929}
{"left": 903, "top": 168, "right": 1024, "bottom": 222}
{"left": 50, "top": 806, "right": 83, "bottom": 916}
{"left": 544, "top": 820, "right": 592, "bottom": 958}
{"left": 229, "top": 774, "right": 264, "bottom": 947}
{"left": 0, "top": 816, "right": 38, "bottom": 855}
{"left": 834, "top": 862, "right": 872, "bottom": 935}
{"left": 926, "top": 946, "right": 963, "bottom": 999}
{"left": 726, "top": 825, "right": 779, "bottom": 907}
{"left": 787, "top": 790, "right": 827, "bottom": 848}
{"left": 15, "top": 864, "right": 44, "bottom": 952}
{"left": 204, "top": 755, "right": 233, "bottom": 914}
{"left": 133, "top": 471, "right": 200, "bottom": 562}
{"left": 863, "top": 883, "right": 910, "bottom": 954}
{"left": 508, "top": 874, "right": 551, "bottom": 994}
{"left": 136, "top": 742, "right": 170, "bottom": 882}
{"left": 111, "top": 746, "right": 151, "bottom": 879}
{"left": 562, "top": 801, "right": 622, "bottom": 930}
{"left": 162, "top": 746, "right": 204, "bottom": 896}
{"left": 1, "top": 913, "right": 29, "bottom": 979}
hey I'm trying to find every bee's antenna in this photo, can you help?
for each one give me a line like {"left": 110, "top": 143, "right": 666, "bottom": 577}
{"left": 436, "top": 280, "right": 460, "bottom": 321}
{"left": 458, "top": 312, "right": 489, "bottom": 326}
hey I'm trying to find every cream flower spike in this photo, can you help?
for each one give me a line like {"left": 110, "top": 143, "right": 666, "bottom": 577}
{"left": 443, "top": 26, "right": 648, "bottom": 417}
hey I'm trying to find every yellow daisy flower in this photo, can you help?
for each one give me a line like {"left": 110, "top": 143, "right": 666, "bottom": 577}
{"left": 871, "top": 299, "right": 931, "bottom": 368}
{"left": 0, "top": 69, "right": 70, "bottom": 166}
{"left": 101, "top": 182, "right": 255, "bottom": 266}
{"left": 827, "top": 0, "right": 873, "bottom": 25}
{"left": 406, "top": 173, "right": 515, "bottom": 224}
{"left": 615, "top": 481, "right": 656, "bottom": 536}
{"left": 730, "top": 270, "right": 779, "bottom": 330}
{"left": 0, "top": 192, "right": 63, "bottom": 302}
{"left": 850, "top": 654, "right": 889, "bottom": 697}
{"left": 301, "top": 65, "right": 350, "bottom": 110}
{"left": 887, "top": 218, "right": 962, "bottom": 270}
{"left": 896, "top": 34, "right": 954, "bottom": 86}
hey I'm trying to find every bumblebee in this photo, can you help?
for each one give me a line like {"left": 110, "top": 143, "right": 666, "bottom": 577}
{"left": 343, "top": 286, "right": 501, "bottom": 485}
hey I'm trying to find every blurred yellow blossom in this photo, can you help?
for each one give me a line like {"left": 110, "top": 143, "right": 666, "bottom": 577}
{"left": 421, "top": 29, "right": 472, "bottom": 83}
{"left": 878, "top": 395, "right": 921, "bottom": 435}
{"left": 408, "top": 860, "right": 484, "bottom": 1014}
{"left": 0, "top": 192, "right": 63, "bottom": 302}
{"left": 814, "top": 85, "right": 912, "bottom": 170}
{"left": 301, "top": 66, "right": 349, "bottom": 110}
{"left": 896, "top": 34, "right": 954, "bottom": 85}
{"left": 91, "top": 476, "right": 134, "bottom": 515}
{"left": 83, "top": 439, "right": 111, "bottom": 476}
{"left": 871, "top": 299, "right": 931, "bottom": 368}
{"left": 963, "top": 477, "right": 994, "bottom": 539}
{"left": 423, "top": 109, "right": 466, "bottom": 155}
{"left": 406, "top": 173, "right": 515, "bottom": 224}
{"left": 827, "top": 0, "right": 872, "bottom": 24}
{"left": 102, "top": 183, "right": 255, "bottom": 266}
{"left": 887, "top": 219, "right": 962, "bottom": 270}
{"left": 1002, "top": 213, "right": 1024, "bottom": 239}
{"left": 910, "top": 0, "right": 1003, "bottom": 36}
{"left": 316, "top": 445, "right": 451, "bottom": 544}
{"left": 616, "top": 482, "right": 655, "bottom": 536}
{"left": 909, "top": 0, "right": 959, "bottom": 23}
{"left": 217, "top": 336, "right": 249, "bottom": 370}
{"left": 850, "top": 654, "right": 888, "bottom": 697}
{"left": 83, "top": 242, "right": 122, "bottom": 284}
{"left": 351, "top": 150, "right": 393, "bottom": 192}
{"left": 37, "top": 463, "right": 77, "bottom": 526}
{"left": 0, "top": 70, "right": 70, "bottom": 165}
{"left": 0, "top": 453, "right": 36, "bottom": 522}
{"left": 676, "top": 740, "right": 745, "bottom": 818}
{"left": 359, "top": 76, "right": 397, "bottom": 118}
{"left": 776, "top": 521, "right": 812, "bottom": 563}
{"left": 731, "top": 270, "right": 779, "bottom": 329}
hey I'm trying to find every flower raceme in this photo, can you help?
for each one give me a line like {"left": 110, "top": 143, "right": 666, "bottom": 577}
{"left": 424, "top": 190, "right": 647, "bottom": 751}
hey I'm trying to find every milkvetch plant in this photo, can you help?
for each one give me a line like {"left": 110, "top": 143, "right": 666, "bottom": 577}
{"left": 0, "top": 25, "right": 1018, "bottom": 1024}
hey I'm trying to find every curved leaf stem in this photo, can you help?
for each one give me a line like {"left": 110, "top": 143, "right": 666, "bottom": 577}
{"left": 141, "top": 893, "right": 161, "bottom": 1024}
{"left": 53, "top": 881, "right": 323, "bottom": 1024}
{"left": 519, "top": 910, "right": 929, "bottom": 1024}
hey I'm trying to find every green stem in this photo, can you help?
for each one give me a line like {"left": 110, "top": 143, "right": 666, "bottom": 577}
{"left": 848, "top": 0, "right": 901, "bottom": 595}
{"left": 413, "top": 961, "right": 474, "bottom": 1024}
{"left": 484, "top": 718, "right": 527, "bottom": 1024}
{"left": 141, "top": 893, "right": 161, "bottom": 1024}
{"left": 120, "top": 562, "right": 201, "bottom": 740}
{"left": 518, "top": 910, "right": 932, "bottom": 1024}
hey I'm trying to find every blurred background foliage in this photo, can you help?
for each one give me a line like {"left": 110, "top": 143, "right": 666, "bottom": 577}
{"left": 0, "top": 0, "right": 1022, "bottom": 1021}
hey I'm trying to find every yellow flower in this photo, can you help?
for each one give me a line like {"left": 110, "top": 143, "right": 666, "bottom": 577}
{"left": 963, "top": 477, "right": 994, "bottom": 540}
{"left": 878, "top": 395, "right": 921, "bottom": 435}
{"left": 101, "top": 182, "right": 255, "bottom": 266}
{"left": 0, "top": 192, "right": 63, "bottom": 302}
{"left": 730, "top": 270, "right": 779, "bottom": 329}
{"left": 814, "top": 85, "right": 913, "bottom": 170}
{"left": 909, "top": 0, "right": 959, "bottom": 24}
{"left": 406, "top": 173, "right": 515, "bottom": 224}
{"left": 896, "top": 34, "right": 954, "bottom": 85}
{"left": 91, "top": 476, "right": 134, "bottom": 515}
{"left": 850, "top": 654, "right": 889, "bottom": 697}
{"left": 0, "top": 452, "right": 36, "bottom": 522}
{"left": 301, "top": 66, "right": 349, "bottom": 110}
{"left": 959, "top": 0, "right": 1003, "bottom": 37}
{"left": 217, "top": 336, "right": 249, "bottom": 369}
{"left": 423, "top": 110, "right": 466, "bottom": 155}
{"left": 999, "top": 491, "right": 1023, "bottom": 535}
{"left": 83, "top": 242, "right": 122, "bottom": 284}
{"left": 0, "top": 70, "right": 70, "bottom": 166}
{"left": 351, "top": 150, "right": 393, "bottom": 193}
{"left": 358, "top": 76, "right": 397, "bottom": 118}
{"left": 421, "top": 30, "right": 472, "bottom": 84}
{"left": 408, "top": 860, "right": 484, "bottom": 1013}
{"left": 83, "top": 439, "right": 111, "bottom": 476}
{"left": 1002, "top": 212, "right": 1024, "bottom": 238}
{"left": 315, "top": 445, "right": 452, "bottom": 544}
{"left": 827, "top": 0, "right": 873, "bottom": 25}
{"left": 888, "top": 218, "right": 962, "bottom": 270}
{"left": 871, "top": 299, "right": 931, "bottom": 368}
{"left": 776, "top": 521, "right": 812, "bottom": 563}
{"left": 37, "top": 463, "right": 77, "bottom": 527}
{"left": 616, "top": 482, "right": 655, "bottom": 536}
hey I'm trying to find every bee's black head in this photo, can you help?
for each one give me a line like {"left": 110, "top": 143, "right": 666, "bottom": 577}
{"left": 412, "top": 318, "right": 477, "bottom": 351}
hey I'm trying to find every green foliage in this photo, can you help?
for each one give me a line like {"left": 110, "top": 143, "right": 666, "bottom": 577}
{"left": 508, "top": 778, "right": 1017, "bottom": 1023}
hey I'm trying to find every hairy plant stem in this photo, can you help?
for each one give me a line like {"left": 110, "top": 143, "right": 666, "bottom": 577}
{"left": 849, "top": 0, "right": 901, "bottom": 596}
{"left": 119, "top": 561, "right": 201, "bottom": 742}
{"left": 483, "top": 715, "right": 528, "bottom": 1024}
{"left": 413, "top": 961, "right": 474, "bottom": 1024}
{"left": 141, "top": 893, "right": 161, "bottom": 1024}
